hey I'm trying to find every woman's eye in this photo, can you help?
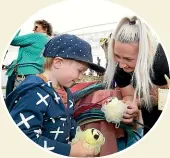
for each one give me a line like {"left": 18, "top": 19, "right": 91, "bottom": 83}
{"left": 115, "top": 54, "right": 120, "bottom": 58}
{"left": 126, "top": 59, "right": 133, "bottom": 62}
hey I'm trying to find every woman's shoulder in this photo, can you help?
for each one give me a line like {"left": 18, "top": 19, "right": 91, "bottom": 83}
{"left": 155, "top": 44, "right": 166, "bottom": 59}
{"left": 153, "top": 43, "right": 168, "bottom": 70}
{"left": 33, "top": 33, "right": 49, "bottom": 38}
{"left": 152, "top": 43, "right": 169, "bottom": 85}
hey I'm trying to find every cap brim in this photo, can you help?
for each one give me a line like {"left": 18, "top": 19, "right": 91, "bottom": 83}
{"left": 88, "top": 62, "right": 106, "bottom": 73}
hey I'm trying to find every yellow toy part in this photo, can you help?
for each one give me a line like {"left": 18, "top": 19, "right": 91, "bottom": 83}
{"left": 71, "top": 127, "right": 105, "bottom": 155}
{"left": 83, "top": 128, "right": 104, "bottom": 146}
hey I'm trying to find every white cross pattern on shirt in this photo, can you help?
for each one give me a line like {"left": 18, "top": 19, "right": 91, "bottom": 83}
{"left": 66, "top": 137, "right": 69, "bottom": 141}
{"left": 69, "top": 100, "right": 73, "bottom": 108}
{"left": 41, "top": 84, "right": 45, "bottom": 87}
{"left": 50, "top": 118, "right": 55, "bottom": 123}
{"left": 34, "top": 129, "right": 42, "bottom": 138}
{"left": 44, "top": 141, "right": 55, "bottom": 151}
{"left": 54, "top": 92, "right": 60, "bottom": 104}
{"left": 60, "top": 118, "right": 66, "bottom": 121}
{"left": 47, "top": 81, "right": 52, "bottom": 87}
{"left": 36, "top": 92, "right": 49, "bottom": 106}
{"left": 50, "top": 127, "right": 64, "bottom": 140}
{"left": 17, "top": 113, "right": 35, "bottom": 129}
{"left": 60, "top": 118, "right": 66, "bottom": 127}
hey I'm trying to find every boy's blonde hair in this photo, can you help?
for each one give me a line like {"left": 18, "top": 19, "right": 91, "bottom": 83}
{"left": 44, "top": 57, "right": 54, "bottom": 70}
{"left": 104, "top": 16, "right": 159, "bottom": 111}
{"left": 43, "top": 57, "right": 87, "bottom": 70}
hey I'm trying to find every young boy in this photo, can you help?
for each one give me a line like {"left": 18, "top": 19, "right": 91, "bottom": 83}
{"left": 6, "top": 34, "right": 105, "bottom": 157}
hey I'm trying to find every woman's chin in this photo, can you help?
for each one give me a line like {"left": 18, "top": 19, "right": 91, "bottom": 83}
{"left": 123, "top": 68, "right": 134, "bottom": 73}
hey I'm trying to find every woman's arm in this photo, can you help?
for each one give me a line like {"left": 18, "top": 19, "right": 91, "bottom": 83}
{"left": 119, "top": 85, "right": 135, "bottom": 101}
{"left": 10, "top": 33, "right": 37, "bottom": 47}
{"left": 118, "top": 85, "right": 139, "bottom": 124}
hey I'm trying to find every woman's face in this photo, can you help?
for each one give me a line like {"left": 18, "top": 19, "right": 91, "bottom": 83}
{"left": 114, "top": 41, "right": 139, "bottom": 72}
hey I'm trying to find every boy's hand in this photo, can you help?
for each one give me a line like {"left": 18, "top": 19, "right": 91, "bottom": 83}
{"left": 70, "top": 141, "right": 95, "bottom": 157}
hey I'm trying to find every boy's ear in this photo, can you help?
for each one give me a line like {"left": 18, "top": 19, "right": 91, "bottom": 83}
{"left": 53, "top": 57, "right": 64, "bottom": 69}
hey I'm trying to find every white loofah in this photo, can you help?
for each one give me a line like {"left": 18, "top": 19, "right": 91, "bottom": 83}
{"left": 101, "top": 97, "right": 127, "bottom": 123}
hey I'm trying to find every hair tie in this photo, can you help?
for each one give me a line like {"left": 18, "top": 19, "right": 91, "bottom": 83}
{"left": 129, "top": 20, "right": 136, "bottom": 25}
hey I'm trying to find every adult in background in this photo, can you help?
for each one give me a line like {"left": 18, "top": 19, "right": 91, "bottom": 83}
{"left": 6, "top": 20, "right": 53, "bottom": 97}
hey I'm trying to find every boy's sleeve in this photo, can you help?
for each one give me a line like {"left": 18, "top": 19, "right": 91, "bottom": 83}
{"left": 10, "top": 33, "right": 37, "bottom": 47}
{"left": 10, "top": 90, "right": 71, "bottom": 156}
{"left": 70, "top": 118, "right": 77, "bottom": 141}
{"left": 68, "top": 92, "right": 77, "bottom": 141}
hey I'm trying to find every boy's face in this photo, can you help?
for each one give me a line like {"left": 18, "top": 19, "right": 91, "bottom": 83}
{"left": 53, "top": 58, "right": 88, "bottom": 88}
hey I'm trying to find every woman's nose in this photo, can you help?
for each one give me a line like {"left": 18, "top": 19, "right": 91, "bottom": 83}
{"left": 119, "top": 62, "right": 127, "bottom": 68}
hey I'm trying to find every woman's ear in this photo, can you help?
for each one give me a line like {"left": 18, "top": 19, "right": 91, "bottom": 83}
{"left": 52, "top": 57, "right": 64, "bottom": 69}
{"left": 44, "top": 28, "right": 48, "bottom": 34}
{"left": 42, "top": 26, "right": 47, "bottom": 33}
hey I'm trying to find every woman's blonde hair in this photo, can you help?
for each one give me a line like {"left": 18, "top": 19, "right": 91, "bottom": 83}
{"left": 104, "top": 16, "right": 159, "bottom": 111}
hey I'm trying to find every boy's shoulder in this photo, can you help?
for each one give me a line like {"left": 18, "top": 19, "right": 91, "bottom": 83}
{"left": 6, "top": 75, "right": 49, "bottom": 110}
{"left": 19, "top": 75, "right": 45, "bottom": 90}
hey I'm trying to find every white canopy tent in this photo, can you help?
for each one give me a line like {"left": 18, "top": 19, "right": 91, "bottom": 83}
{"left": 1, "top": 0, "right": 135, "bottom": 97}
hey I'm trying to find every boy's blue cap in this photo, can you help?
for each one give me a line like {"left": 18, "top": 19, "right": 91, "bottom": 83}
{"left": 43, "top": 34, "right": 105, "bottom": 73}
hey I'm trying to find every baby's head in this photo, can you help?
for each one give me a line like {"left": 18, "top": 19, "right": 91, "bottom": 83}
{"left": 43, "top": 34, "right": 105, "bottom": 88}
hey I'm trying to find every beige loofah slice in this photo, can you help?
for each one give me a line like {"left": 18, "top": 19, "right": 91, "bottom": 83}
{"left": 101, "top": 97, "right": 127, "bottom": 123}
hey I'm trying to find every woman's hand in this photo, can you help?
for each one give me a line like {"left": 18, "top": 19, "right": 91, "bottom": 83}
{"left": 122, "top": 99, "right": 139, "bottom": 124}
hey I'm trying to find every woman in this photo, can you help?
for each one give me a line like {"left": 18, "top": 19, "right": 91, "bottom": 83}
{"left": 6, "top": 20, "right": 53, "bottom": 97}
{"left": 104, "top": 16, "right": 169, "bottom": 134}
